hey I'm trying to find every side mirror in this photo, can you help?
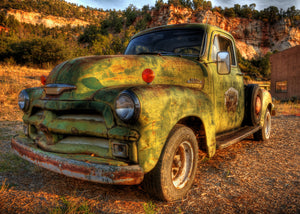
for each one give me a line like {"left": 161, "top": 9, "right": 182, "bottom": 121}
{"left": 217, "top": 51, "right": 230, "bottom": 75}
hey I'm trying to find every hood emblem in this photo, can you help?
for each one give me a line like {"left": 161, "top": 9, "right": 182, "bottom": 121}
{"left": 43, "top": 84, "right": 76, "bottom": 95}
{"left": 187, "top": 78, "right": 203, "bottom": 84}
{"left": 187, "top": 78, "right": 204, "bottom": 89}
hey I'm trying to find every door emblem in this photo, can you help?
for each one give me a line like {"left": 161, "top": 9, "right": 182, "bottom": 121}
{"left": 225, "top": 87, "right": 238, "bottom": 112}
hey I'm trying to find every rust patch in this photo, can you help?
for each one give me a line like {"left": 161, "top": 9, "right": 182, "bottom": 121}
{"left": 38, "top": 124, "right": 48, "bottom": 133}
{"left": 71, "top": 127, "right": 79, "bottom": 135}
{"left": 11, "top": 138, "right": 91, "bottom": 175}
{"left": 11, "top": 137, "right": 144, "bottom": 185}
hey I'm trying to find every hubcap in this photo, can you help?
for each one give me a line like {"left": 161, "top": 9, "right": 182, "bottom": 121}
{"left": 171, "top": 141, "right": 194, "bottom": 189}
{"left": 255, "top": 96, "right": 262, "bottom": 115}
{"left": 265, "top": 111, "right": 271, "bottom": 139}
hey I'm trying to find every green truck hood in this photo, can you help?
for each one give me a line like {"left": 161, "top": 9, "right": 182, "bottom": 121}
{"left": 45, "top": 55, "right": 206, "bottom": 99}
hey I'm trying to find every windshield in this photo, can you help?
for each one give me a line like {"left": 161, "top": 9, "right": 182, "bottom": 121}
{"left": 124, "top": 29, "right": 205, "bottom": 56}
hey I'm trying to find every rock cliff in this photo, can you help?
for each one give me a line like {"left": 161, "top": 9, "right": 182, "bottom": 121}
{"left": 4, "top": 5, "right": 299, "bottom": 60}
{"left": 150, "top": 5, "right": 300, "bottom": 59}
{"left": 6, "top": 9, "right": 90, "bottom": 28}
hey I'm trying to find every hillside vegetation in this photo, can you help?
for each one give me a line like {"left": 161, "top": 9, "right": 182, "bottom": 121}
{"left": 0, "top": 0, "right": 299, "bottom": 79}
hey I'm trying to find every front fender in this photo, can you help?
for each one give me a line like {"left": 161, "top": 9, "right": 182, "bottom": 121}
{"left": 131, "top": 85, "right": 216, "bottom": 173}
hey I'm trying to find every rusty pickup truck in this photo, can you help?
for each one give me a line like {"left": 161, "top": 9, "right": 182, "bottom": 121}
{"left": 12, "top": 24, "right": 274, "bottom": 201}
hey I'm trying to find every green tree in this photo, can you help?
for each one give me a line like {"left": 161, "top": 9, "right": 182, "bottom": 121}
{"left": 0, "top": 35, "right": 18, "bottom": 62}
{"left": 8, "top": 37, "right": 70, "bottom": 67}
{"left": 155, "top": 0, "right": 165, "bottom": 10}
{"left": 260, "top": 6, "right": 279, "bottom": 24}
{"left": 286, "top": 6, "right": 300, "bottom": 26}
{"left": 31, "top": 37, "right": 71, "bottom": 66}
{"left": 124, "top": 4, "right": 138, "bottom": 27}
{"left": 168, "top": 0, "right": 180, "bottom": 7}
{"left": 135, "top": 7, "right": 152, "bottom": 31}
{"left": 90, "top": 34, "right": 116, "bottom": 55}
{"left": 203, "top": 1, "right": 212, "bottom": 10}
{"left": 251, "top": 52, "right": 272, "bottom": 78}
{"left": 240, "top": 5, "right": 253, "bottom": 18}
{"left": 108, "top": 11, "right": 124, "bottom": 33}
{"left": 192, "top": 0, "right": 204, "bottom": 10}
{"left": 233, "top": 4, "right": 241, "bottom": 16}
{"left": 179, "top": 0, "right": 193, "bottom": 8}
{"left": 212, "top": 6, "right": 222, "bottom": 13}
{"left": 224, "top": 7, "right": 236, "bottom": 17}
{"left": 5, "top": 15, "right": 20, "bottom": 30}
{"left": 0, "top": 11, "right": 6, "bottom": 25}
{"left": 78, "top": 25, "right": 101, "bottom": 45}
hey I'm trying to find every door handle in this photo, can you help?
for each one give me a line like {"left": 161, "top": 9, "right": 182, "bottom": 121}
{"left": 236, "top": 73, "right": 244, "bottom": 76}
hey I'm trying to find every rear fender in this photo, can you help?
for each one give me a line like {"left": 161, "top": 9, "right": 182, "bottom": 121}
{"left": 260, "top": 89, "right": 274, "bottom": 125}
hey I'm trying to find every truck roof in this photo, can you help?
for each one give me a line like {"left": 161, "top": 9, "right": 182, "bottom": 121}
{"left": 131, "top": 23, "right": 224, "bottom": 40}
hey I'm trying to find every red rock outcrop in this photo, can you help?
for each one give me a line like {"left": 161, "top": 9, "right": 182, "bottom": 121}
{"left": 4, "top": 5, "right": 299, "bottom": 60}
{"left": 150, "top": 5, "right": 300, "bottom": 59}
{"left": 6, "top": 9, "right": 90, "bottom": 28}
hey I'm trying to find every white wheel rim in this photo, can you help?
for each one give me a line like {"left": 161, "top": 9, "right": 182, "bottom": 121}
{"left": 171, "top": 141, "right": 194, "bottom": 189}
{"left": 265, "top": 111, "right": 271, "bottom": 139}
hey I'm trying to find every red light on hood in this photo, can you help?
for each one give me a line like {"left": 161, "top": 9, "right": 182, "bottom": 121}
{"left": 41, "top": 75, "right": 47, "bottom": 85}
{"left": 142, "top": 69, "right": 155, "bottom": 84}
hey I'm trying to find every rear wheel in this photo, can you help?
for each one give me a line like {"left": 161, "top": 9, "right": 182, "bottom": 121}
{"left": 254, "top": 109, "right": 271, "bottom": 141}
{"left": 143, "top": 125, "right": 198, "bottom": 201}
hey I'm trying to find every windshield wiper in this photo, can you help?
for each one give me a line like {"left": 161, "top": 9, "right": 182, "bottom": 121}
{"left": 137, "top": 51, "right": 182, "bottom": 57}
{"left": 137, "top": 52, "right": 161, "bottom": 55}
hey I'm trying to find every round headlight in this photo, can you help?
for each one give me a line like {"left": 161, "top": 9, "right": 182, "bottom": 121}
{"left": 18, "top": 90, "right": 30, "bottom": 111}
{"left": 115, "top": 90, "right": 140, "bottom": 123}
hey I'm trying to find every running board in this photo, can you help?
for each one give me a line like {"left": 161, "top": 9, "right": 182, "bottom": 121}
{"left": 216, "top": 126, "right": 261, "bottom": 149}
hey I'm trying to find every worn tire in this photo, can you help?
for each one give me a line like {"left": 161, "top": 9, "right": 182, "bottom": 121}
{"left": 244, "top": 84, "right": 263, "bottom": 126}
{"left": 254, "top": 109, "right": 271, "bottom": 141}
{"left": 143, "top": 124, "right": 199, "bottom": 201}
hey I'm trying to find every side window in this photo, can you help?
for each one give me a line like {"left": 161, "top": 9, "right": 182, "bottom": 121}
{"left": 219, "top": 36, "right": 236, "bottom": 65}
{"left": 211, "top": 36, "right": 220, "bottom": 61}
{"left": 211, "top": 35, "right": 236, "bottom": 65}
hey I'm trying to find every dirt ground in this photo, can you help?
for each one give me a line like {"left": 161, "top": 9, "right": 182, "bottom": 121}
{"left": 0, "top": 114, "right": 299, "bottom": 214}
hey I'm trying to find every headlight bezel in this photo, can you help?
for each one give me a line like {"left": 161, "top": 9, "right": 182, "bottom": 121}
{"left": 115, "top": 90, "right": 140, "bottom": 123}
{"left": 18, "top": 90, "right": 30, "bottom": 112}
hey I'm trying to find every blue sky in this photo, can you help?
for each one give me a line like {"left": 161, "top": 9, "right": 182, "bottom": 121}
{"left": 65, "top": 0, "right": 299, "bottom": 11}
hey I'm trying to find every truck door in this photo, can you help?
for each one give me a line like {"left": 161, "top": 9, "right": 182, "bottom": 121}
{"left": 210, "top": 33, "right": 244, "bottom": 133}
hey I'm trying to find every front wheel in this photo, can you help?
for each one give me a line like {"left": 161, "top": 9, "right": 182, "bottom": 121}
{"left": 254, "top": 109, "right": 271, "bottom": 141}
{"left": 143, "top": 125, "right": 199, "bottom": 201}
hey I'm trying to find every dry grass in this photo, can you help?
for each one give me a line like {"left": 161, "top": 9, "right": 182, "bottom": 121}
{"left": 50, "top": 196, "right": 94, "bottom": 214}
{"left": 0, "top": 64, "right": 50, "bottom": 121}
{"left": 0, "top": 179, "right": 9, "bottom": 193}
{"left": 274, "top": 100, "right": 300, "bottom": 116}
